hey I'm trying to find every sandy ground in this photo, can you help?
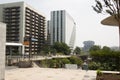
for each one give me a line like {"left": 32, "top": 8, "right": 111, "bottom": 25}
{"left": 5, "top": 67, "right": 96, "bottom": 80}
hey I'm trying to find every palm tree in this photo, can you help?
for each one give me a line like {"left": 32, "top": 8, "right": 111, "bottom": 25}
{"left": 92, "top": 0, "right": 120, "bottom": 49}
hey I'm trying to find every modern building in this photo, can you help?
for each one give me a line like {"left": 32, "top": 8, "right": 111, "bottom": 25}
{"left": 46, "top": 20, "right": 51, "bottom": 45}
{"left": 49, "top": 10, "right": 76, "bottom": 50}
{"left": 0, "top": 22, "right": 6, "bottom": 80}
{"left": 83, "top": 40, "right": 95, "bottom": 52}
{"left": 0, "top": 2, "right": 46, "bottom": 55}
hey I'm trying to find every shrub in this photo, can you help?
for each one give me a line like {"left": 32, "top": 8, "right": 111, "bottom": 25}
{"left": 69, "top": 56, "right": 83, "bottom": 66}
{"left": 97, "top": 69, "right": 103, "bottom": 76}
{"left": 88, "top": 62, "right": 101, "bottom": 70}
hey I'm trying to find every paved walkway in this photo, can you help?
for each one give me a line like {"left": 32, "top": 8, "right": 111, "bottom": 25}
{"left": 5, "top": 66, "right": 97, "bottom": 80}
{"left": 82, "top": 71, "right": 96, "bottom": 80}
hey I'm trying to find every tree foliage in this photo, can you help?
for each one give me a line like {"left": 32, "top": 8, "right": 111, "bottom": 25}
{"left": 69, "top": 56, "right": 83, "bottom": 66}
{"left": 74, "top": 46, "right": 81, "bottom": 55}
{"left": 40, "top": 57, "right": 83, "bottom": 68}
{"left": 89, "top": 45, "right": 101, "bottom": 52}
{"left": 52, "top": 42, "right": 71, "bottom": 55}
{"left": 41, "top": 42, "right": 71, "bottom": 55}
{"left": 89, "top": 46, "right": 120, "bottom": 71}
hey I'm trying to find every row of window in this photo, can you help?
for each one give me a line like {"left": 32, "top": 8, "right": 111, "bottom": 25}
{"left": 25, "top": 7, "right": 45, "bottom": 53}
{"left": 3, "top": 7, "right": 20, "bottom": 42}
{"left": 52, "top": 11, "right": 64, "bottom": 42}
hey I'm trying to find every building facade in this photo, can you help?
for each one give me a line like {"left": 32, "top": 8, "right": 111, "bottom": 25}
{"left": 83, "top": 40, "right": 95, "bottom": 52}
{"left": 0, "top": 22, "right": 6, "bottom": 80}
{"left": 49, "top": 10, "right": 76, "bottom": 50}
{"left": 0, "top": 2, "right": 46, "bottom": 55}
{"left": 46, "top": 20, "right": 51, "bottom": 45}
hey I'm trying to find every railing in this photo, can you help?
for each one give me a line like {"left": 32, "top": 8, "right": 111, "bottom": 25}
{"left": 6, "top": 55, "right": 71, "bottom": 65}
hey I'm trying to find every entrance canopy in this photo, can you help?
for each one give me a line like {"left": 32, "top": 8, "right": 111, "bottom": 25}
{"left": 6, "top": 42, "right": 23, "bottom": 46}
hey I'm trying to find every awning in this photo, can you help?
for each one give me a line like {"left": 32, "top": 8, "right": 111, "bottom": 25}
{"left": 101, "top": 15, "right": 119, "bottom": 26}
{"left": 6, "top": 42, "right": 23, "bottom": 46}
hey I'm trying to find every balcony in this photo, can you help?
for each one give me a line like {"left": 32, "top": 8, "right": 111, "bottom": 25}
{"left": 4, "top": 13, "right": 20, "bottom": 16}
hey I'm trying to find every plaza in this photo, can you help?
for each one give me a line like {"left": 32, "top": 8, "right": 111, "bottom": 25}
{"left": 5, "top": 67, "right": 96, "bottom": 80}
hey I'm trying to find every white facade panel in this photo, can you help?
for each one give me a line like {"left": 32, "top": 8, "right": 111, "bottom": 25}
{"left": 0, "top": 22, "right": 6, "bottom": 80}
{"left": 65, "top": 12, "right": 76, "bottom": 49}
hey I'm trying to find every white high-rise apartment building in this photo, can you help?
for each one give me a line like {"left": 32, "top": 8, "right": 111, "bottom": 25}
{"left": 0, "top": 2, "right": 46, "bottom": 55}
{"left": 50, "top": 10, "right": 76, "bottom": 50}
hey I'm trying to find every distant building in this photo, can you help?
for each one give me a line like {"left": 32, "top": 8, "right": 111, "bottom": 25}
{"left": 49, "top": 10, "right": 76, "bottom": 50}
{"left": 0, "top": 22, "right": 6, "bottom": 80}
{"left": 46, "top": 20, "right": 51, "bottom": 46}
{"left": 83, "top": 40, "right": 95, "bottom": 52}
{"left": 0, "top": 2, "right": 46, "bottom": 55}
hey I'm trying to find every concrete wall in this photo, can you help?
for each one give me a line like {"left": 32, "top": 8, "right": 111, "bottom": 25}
{"left": 0, "top": 22, "right": 6, "bottom": 80}
{"left": 65, "top": 64, "right": 78, "bottom": 69}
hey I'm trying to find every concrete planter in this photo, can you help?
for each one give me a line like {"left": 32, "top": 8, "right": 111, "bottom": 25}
{"left": 18, "top": 61, "right": 33, "bottom": 68}
{"left": 96, "top": 73, "right": 120, "bottom": 80}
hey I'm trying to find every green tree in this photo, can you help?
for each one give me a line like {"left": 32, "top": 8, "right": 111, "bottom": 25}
{"left": 102, "top": 46, "right": 112, "bottom": 55}
{"left": 52, "top": 42, "right": 62, "bottom": 52}
{"left": 49, "top": 59, "right": 58, "bottom": 68}
{"left": 102, "top": 46, "right": 111, "bottom": 51}
{"left": 61, "top": 58, "right": 71, "bottom": 64}
{"left": 74, "top": 46, "right": 81, "bottom": 55}
{"left": 89, "top": 45, "right": 101, "bottom": 52}
{"left": 88, "top": 61, "right": 101, "bottom": 70}
{"left": 51, "top": 48, "right": 57, "bottom": 55}
{"left": 69, "top": 56, "right": 83, "bottom": 66}
{"left": 89, "top": 45, "right": 120, "bottom": 71}
{"left": 52, "top": 42, "right": 71, "bottom": 55}
{"left": 41, "top": 44, "right": 53, "bottom": 56}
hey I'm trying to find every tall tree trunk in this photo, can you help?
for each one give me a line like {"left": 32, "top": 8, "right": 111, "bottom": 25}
{"left": 118, "top": 19, "right": 120, "bottom": 71}
{"left": 119, "top": 20, "right": 120, "bottom": 50}
{"left": 118, "top": 24, "right": 120, "bottom": 51}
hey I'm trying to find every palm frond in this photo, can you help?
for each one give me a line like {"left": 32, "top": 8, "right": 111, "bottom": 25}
{"left": 92, "top": 6, "right": 101, "bottom": 13}
{"left": 106, "top": 9, "right": 114, "bottom": 15}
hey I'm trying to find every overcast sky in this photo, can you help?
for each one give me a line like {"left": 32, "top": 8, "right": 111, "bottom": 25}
{"left": 1, "top": 0, "right": 119, "bottom": 47}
